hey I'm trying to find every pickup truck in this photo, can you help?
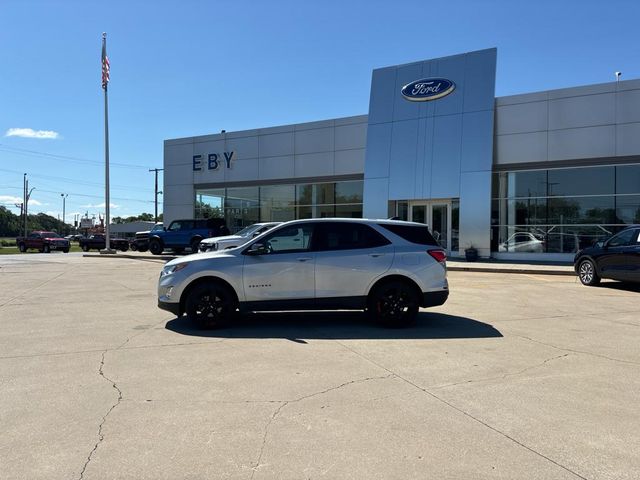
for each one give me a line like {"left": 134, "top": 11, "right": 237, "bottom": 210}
{"left": 148, "top": 218, "right": 228, "bottom": 255}
{"left": 16, "top": 231, "right": 70, "bottom": 253}
{"left": 130, "top": 223, "right": 163, "bottom": 252}
{"left": 78, "top": 234, "right": 130, "bottom": 252}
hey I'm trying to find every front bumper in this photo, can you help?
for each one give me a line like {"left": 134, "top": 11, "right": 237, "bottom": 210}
{"left": 158, "top": 300, "right": 181, "bottom": 316}
{"left": 421, "top": 290, "right": 449, "bottom": 308}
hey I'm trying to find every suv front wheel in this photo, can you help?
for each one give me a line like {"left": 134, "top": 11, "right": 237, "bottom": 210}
{"left": 367, "top": 280, "right": 419, "bottom": 328}
{"left": 149, "top": 239, "right": 164, "bottom": 255}
{"left": 185, "top": 282, "right": 237, "bottom": 329}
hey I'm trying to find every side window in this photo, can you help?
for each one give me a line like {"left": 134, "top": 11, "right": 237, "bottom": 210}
{"left": 168, "top": 222, "right": 181, "bottom": 232}
{"left": 608, "top": 229, "right": 635, "bottom": 247}
{"left": 635, "top": 230, "right": 640, "bottom": 244}
{"left": 260, "top": 225, "right": 314, "bottom": 253}
{"left": 29, "top": 232, "right": 40, "bottom": 239}
{"left": 315, "top": 223, "right": 391, "bottom": 251}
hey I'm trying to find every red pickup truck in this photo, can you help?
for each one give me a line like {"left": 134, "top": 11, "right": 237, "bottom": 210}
{"left": 16, "top": 231, "right": 70, "bottom": 253}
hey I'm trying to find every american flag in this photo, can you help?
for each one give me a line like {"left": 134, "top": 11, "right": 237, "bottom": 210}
{"left": 101, "top": 40, "right": 110, "bottom": 90}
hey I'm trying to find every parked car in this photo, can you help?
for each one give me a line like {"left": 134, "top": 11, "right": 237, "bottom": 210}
{"left": 16, "top": 231, "right": 70, "bottom": 253}
{"left": 149, "top": 218, "right": 228, "bottom": 255}
{"left": 574, "top": 225, "right": 640, "bottom": 286}
{"left": 79, "top": 234, "right": 130, "bottom": 252}
{"left": 158, "top": 218, "right": 449, "bottom": 329}
{"left": 498, "top": 232, "right": 545, "bottom": 253}
{"left": 130, "top": 223, "right": 164, "bottom": 252}
{"left": 199, "top": 222, "right": 281, "bottom": 252}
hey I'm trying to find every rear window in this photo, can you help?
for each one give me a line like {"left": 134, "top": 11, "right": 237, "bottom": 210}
{"left": 378, "top": 224, "right": 438, "bottom": 246}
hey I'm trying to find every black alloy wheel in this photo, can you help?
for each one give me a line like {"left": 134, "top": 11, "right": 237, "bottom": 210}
{"left": 18, "top": 243, "right": 26, "bottom": 253}
{"left": 578, "top": 259, "right": 601, "bottom": 286}
{"left": 149, "top": 239, "right": 163, "bottom": 255}
{"left": 130, "top": 243, "right": 138, "bottom": 251}
{"left": 82, "top": 244, "right": 89, "bottom": 252}
{"left": 43, "top": 244, "right": 50, "bottom": 253}
{"left": 185, "top": 282, "right": 236, "bottom": 329}
{"left": 368, "top": 280, "right": 419, "bottom": 327}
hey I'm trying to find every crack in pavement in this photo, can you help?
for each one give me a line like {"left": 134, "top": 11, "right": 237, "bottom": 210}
{"left": 431, "top": 353, "right": 572, "bottom": 390}
{"left": 513, "top": 334, "right": 640, "bottom": 366}
{"left": 0, "top": 268, "right": 72, "bottom": 308}
{"left": 77, "top": 351, "right": 123, "bottom": 480}
{"left": 75, "top": 315, "right": 172, "bottom": 479}
{"left": 328, "top": 339, "right": 589, "bottom": 480}
{"left": 249, "top": 374, "right": 394, "bottom": 479}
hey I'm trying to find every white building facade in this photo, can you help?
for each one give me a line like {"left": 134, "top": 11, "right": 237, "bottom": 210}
{"left": 164, "top": 48, "right": 640, "bottom": 260}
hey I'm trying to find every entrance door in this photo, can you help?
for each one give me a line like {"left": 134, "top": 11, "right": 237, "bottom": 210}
{"left": 409, "top": 201, "right": 451, "bottom": 252}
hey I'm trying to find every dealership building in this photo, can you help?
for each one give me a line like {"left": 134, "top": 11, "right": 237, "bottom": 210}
{"left": 163, "top": 48, "right": 640, "bottom": 260}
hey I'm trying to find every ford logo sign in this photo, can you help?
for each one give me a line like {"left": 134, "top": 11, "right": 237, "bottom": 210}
{"left": 401, "top": 78, "right": 456, "bottom": 102}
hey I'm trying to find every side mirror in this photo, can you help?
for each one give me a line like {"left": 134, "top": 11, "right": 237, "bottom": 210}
{"left": 246, "top": 243, "right": 267, "bottom": 255}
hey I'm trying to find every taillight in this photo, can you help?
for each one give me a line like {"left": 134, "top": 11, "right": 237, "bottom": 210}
{"left": 428, "top": 249, "right": 447, "bottom": 263}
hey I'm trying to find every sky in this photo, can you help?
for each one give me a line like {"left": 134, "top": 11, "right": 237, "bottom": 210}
{"left": 1, "top": 0, "right": 639, "bottom": 224}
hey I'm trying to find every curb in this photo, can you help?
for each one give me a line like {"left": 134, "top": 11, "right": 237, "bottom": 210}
{"left": 448, "top": 266, "right": 575, "bottom": 276}
{"left": 82, "top": 253, "right": 176, "bottom": 262}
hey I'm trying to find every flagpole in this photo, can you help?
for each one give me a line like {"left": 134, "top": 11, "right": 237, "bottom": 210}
{"left": 102, "top": 32, "right": 114, "bottom": 253}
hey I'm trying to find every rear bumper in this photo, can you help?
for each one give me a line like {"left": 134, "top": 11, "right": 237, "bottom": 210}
{"left": 421, "top": 290, "right": 449, "bottom": 308}
{"left": 158, "top": 300, "right": 181, "bottom": 316}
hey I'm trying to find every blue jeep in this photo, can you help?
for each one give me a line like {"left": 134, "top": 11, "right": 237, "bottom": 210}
{"left": 148, "top": 218, "right": 229, "bottom": 255}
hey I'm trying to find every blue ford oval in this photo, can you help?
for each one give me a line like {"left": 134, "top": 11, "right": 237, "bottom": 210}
{"left": 401, "top": 78, "right": 456, "bottom": 102}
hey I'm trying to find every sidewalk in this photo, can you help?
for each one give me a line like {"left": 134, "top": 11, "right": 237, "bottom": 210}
{"left": 447, "top": 258, "right": 575, "bottom": 276}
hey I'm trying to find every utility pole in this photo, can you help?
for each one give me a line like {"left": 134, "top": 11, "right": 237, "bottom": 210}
{"left": 149, "top": 168, "right": 164, "bottom": 223}
{"left": 23, "top": 174, "right": 35, "bottom": 237}
{"left": 60, "top": 193, "right": 68, "bottom": 234}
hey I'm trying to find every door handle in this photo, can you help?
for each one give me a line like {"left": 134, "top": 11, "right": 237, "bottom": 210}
{"left": 297, "top": 257, "right": 312, "bottom": 262}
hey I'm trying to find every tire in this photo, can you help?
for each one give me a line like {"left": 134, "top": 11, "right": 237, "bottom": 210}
{"left": 138, "top": 247, "right": 148, "bottom": 253}
{"left": 43, "top": 244, "right": 50, "bottom": 254}
{"left": 130, "top": 243, "right": 138, "bottom": 251}
{"left": 367, "top": 280, "right": 419, "bottom": 328}
{"left": 82, "top": 244, "right": 89, "bottom": 252}
{"left": 120, "top": 245, "right": 129, "bottom": 252}
{"left": 18, "top": 243, "right": 26, "bottom": 253}
{"left": 149, "top": 238, "right": 163, "bottom": 255}
{"left": 185, "top": 282, "right": 237, "bottom": 329}
{"left": 578, "top": 259, "right": 600, "bottom": 286}
{"left": 62, "top": 248, "right": 69, "bottom": 253}
{"left": 191, "top": 237, "right": 202, "bottom": 253}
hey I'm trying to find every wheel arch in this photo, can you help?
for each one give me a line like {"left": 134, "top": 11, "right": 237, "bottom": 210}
{"left": 179, "top": 276, "right": 239, "bottom": 316}
{"left": 577, "top": 255, "right": 601, "bottom": 276}
{"left": 367, "top": 274, "right": 423, "bottom": 306}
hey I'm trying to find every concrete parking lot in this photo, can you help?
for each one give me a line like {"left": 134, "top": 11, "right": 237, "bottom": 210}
{"left": 0, "top": 253, "right": 638, "bottom": 480}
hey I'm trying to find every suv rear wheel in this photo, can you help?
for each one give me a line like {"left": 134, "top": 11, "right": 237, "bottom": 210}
{"left": 18, "top": 243, "right": 26, "bottom": 253}
{"left": 149, "top": 239, "right": 163, "bottom": 255}
{"left": 185, "top": 282, "right": 237, "bottom": 329}
{"left": 367, "top": 280, "right": 419, "bottom": 328}
{"left": 191, "top": 237, "right": 202, "bottom": 253}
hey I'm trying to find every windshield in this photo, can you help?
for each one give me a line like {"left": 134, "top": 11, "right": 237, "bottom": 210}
{"left": 235, "top": 224, "right": 261, "bottom": 237}
{"left": 151, "top": 224, "right": 164, "bottom": 232}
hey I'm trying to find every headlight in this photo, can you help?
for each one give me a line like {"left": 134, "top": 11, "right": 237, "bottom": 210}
{"left": 161, "top": 262, "right": 189, "bottom": 276}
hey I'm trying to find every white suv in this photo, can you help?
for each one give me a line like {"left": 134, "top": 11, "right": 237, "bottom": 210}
{"left": 198, "top": 222, "right": 280, "bottom": 252}
{"left": 158, "top": 218, "right": 449, "bottom": 328}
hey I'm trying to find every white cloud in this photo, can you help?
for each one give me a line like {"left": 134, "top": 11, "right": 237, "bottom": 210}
{"left": 0, "top": 195, "right": 41, "bottom": 206}
{"left": 5, "top": 128, "right": 60, "bottom": 139}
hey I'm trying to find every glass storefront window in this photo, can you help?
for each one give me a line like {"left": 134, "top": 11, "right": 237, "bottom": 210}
{"left": 225, "top": 187, "right": 259, "bottom": 233}
{"left": 195, "top": 188, "right": 225, "bottom": 219}
{"left": 616, "top": 195, "right": 640, "bottom": 224}
{"left": 616, "top": 165, "right": 640, "bottom": 194}
{"left": 335, "top": 180, "right": 363, "bottom": 204}
{"left": 548, "top": 196, "right": 615, "bottom": 224}
{"left": 260, "top": 185, "right": 295, "bottom": 222}
{"left": 548, "top": 166, "right": 614, "bottom": 196}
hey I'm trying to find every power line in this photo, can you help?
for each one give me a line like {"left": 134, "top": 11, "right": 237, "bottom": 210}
{"left": 0, "top": 185, "right": 154, "bottom": 204}
{"left": 0, "top": 143, "right": 154, "bottom": 170}
{"left": 0, "top": 167, "right": 154, "bottom": 192}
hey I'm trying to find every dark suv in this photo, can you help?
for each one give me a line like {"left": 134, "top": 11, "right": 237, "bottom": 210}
{"left": 574, "top": 225, "right": 640, "bottom": 285}
{"left": 149, "top": 218, "right": 229, "bottom": 255}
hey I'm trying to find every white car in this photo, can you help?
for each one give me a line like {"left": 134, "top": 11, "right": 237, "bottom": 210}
{"left": 198, "top": 222, "right": 280, "bottom": 252}
{"left": 158, "top": 218, "right": 449, "bottom": 328}
{"left": 498, "top": 232, "right": 545, "bottom": 253}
